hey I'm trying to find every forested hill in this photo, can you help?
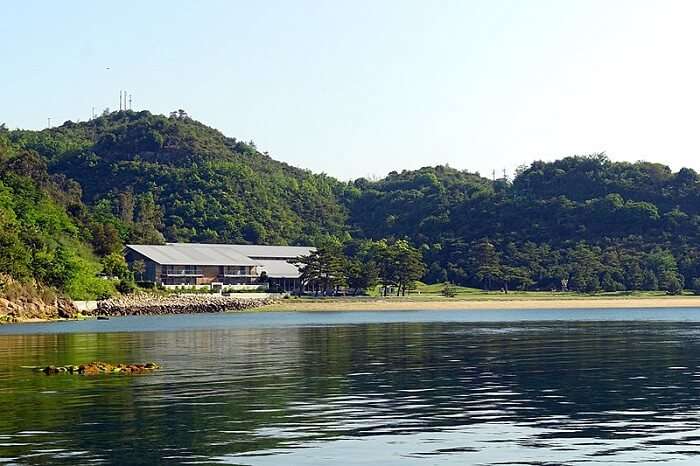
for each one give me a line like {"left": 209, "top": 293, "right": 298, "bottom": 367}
{"left": 4, "top": 110, "right": 700, "bottom": 295}
{"left": 350, "top": 157, "right": 700, "bottom": 292}
{"left": 0, "top": 129, "right": 114, "bottom": 299}
{"left": 8, "top": 110, "right": 349, "bottom": 246}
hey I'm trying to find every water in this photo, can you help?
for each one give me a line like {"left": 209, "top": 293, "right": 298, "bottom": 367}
{"left": 2, "top": 308, "right": 700, "bottom": 465}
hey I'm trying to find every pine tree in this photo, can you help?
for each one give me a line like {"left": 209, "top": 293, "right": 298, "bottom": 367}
{"left": 470, "top": 239, "right": 501, "bottom": 290}
{"left": 641, "top": 269, "right": 659, "bottom": 291}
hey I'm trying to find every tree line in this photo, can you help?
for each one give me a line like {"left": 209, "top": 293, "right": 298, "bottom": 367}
{"left": 291, "top": 239, "right": 425, "bottom": 296}
{"left": 4, "top": 112, "right": 700, "bottom": 299}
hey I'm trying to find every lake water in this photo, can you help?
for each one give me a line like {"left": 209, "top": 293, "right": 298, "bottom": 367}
{"left": 2, "top": 308, "right": 700, "bottom": 465}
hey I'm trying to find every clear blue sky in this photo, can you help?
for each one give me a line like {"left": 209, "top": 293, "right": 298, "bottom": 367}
{"left": 2, "top": 1, "right": 699, "bottom": 180}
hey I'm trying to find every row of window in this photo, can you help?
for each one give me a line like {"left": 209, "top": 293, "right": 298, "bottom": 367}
{"left": 162, "top": 265, "right": 255, "bottom": 276}
{"left": 163, "top": 265, "right": 200, "bottom": 276}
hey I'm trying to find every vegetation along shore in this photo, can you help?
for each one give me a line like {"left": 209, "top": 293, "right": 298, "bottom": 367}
{"left": 262, "top": 295, "right": 700, "bottom": 312}
{"left": 4, "top": 110, "right": 700, "bottom": 320}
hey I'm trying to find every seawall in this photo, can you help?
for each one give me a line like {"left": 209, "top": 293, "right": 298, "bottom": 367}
{"left": 91, "top": 293, "right": 278, "bottom": 317}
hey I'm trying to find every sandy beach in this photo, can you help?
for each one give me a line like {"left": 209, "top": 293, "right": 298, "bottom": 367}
{"left": 5, "top": 295, "right": 700, "bottom": 324}
{"left": 261, "top": 296, "right": 700, "bottom": 312}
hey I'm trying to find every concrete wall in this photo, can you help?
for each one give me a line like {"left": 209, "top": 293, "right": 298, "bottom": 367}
{"left": 226, "top": 292, "right": 278, "bottom": 299}
{"left": 73, "top": 300, "right": 98, "bottom": 312}
{"left": 171, "top": 292, "right": 278, "bottom": 299}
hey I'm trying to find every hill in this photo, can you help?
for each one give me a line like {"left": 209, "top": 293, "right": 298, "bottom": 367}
{"left": 349, "top": 156, "right": 698, "bottom": 292}
{"left": 3, "top": 110, "right": 700, "bottom": 296}
{"left": 9, "top": 110, "right": 349, "bottom": 246}
{"left": 0, "top": 127, "right": 114, "bottom": 301}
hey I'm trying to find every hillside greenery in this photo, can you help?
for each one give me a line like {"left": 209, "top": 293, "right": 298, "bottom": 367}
{"left": 3, "top": 111, "right": 700, "bottom": 298}
{"left": 0, "top": 127, "right": 114, "bottom": 299}
{"left": 349, "top": 157, "right": 696, "bottom": 293}
{"left": 292, "top": 238, "right": 425, "bottom": 296}
{"left": 10, "top": 110, "right": 348, "bottom": 246}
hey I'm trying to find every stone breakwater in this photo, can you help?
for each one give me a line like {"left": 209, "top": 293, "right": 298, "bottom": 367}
{"left": 94, "top": 294, "right": 278, "bottom": 316}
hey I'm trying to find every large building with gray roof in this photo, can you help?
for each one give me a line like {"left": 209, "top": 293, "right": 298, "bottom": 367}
{"left": 125, "top": 243, "right": 313, "bottom": 292}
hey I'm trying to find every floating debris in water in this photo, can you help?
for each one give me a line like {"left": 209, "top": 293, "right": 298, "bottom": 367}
{"left": 37, "top": 361, "right": 160, "bottom": 375}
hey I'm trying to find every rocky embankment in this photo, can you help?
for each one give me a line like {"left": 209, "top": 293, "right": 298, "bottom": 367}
{"left": 0, "top": 296, "right": 76, "bottom": 323}
{"left": 0, "top": 274, "right": 77, "bottom": 323}
{"left": 93, "top": 293, "right": 277, "bottom": 317}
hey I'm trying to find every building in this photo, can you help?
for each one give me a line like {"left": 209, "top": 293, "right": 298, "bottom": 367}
{"left": 124, "top": 243, "right": 313, "bottom": 292}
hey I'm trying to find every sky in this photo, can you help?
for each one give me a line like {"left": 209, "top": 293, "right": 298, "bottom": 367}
{"left": 2, "top": 0, "right": 700, "bottom": 180}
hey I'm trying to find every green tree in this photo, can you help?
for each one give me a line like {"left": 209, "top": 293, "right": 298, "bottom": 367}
{"left": 101, "top": 252, "right": 130, "bottom": 279}
{"left": 660, "top": 270, "right": 683, "bottom": 295}
{"left": 470, "top": 239, "right": 501, "bottom": 290}
{"left": 294, "top": 243, "right": 347, "bottom": 295}
{"left": 441, "top": 281, "right": 457, "bottom": 297}
{"left": 567, "top": 243, "right": 602, "bottom": 293}
{"left": 32, "top": 246, "right": 79, "bottom": 290}
{"left": 116, "top": 279, "right": 136, "bottom": 294}
{"left": 346, "top": 258, "right": 379, "bottom": 295}
{"left": 393, "top": 240, "right": 426, "bottom": 296}
{"left": 601, "top": 271, "right": 617, "bottom": 292}
{"left": 130, "top": 259, "right": 146, "bottom": 282}
{"left": 0, "top": 223, "right": 31, "bottom": 281}
{"left": 370, "top": 240, "right": 398, "bottom": 296}
{"left": 691, "top": 277, "right": 700, "bottom": 295}
{"left": 641, "top": 269, "right": 659, "bottom": 291}
{"left": 625, "top": 261, "right": 644, "bottom": 290}
{"left": 93, "top": 223, "right": 123, "bottom": 256}
{"left": 501, "top": 266, "right": 534, "bottom": 292}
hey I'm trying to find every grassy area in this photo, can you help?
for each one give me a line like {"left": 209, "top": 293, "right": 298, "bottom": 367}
{"left": 260, "top": 291, "right": 700, "bottom": 312}
{"left": 364, "top": 282, "right": 684, "bottom": 301}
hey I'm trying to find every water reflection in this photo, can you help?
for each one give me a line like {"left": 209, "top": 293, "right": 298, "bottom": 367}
{"left": 1, "top": 315, "right": 700, "bottom": 464}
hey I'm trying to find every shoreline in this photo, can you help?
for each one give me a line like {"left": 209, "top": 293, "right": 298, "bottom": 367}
{"left": 5, "top": 295, "right": 700, "bottom": 324}
{"left": 259, "top": 296, "right": 700, "bottom": 312}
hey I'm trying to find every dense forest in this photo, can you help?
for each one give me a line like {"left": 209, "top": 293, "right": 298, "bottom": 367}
{"left": 0, "top": 128, "right": 114, "bottom": 299}
{"left": 2, "top": 110, "right": 700, "bottom": 298}
{"left": 350, "top": 161, "right": 693, "bottom": 293}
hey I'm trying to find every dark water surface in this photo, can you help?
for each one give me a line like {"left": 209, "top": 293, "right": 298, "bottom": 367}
{"left": 2, "top": 309, "right": 700, "bottom": 465}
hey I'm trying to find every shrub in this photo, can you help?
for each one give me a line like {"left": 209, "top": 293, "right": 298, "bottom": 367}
{"left": 63, "top": 255, "right": 116, "bottom": 300}
{"left": 692, "top": 278, "right": 700, "bottom": 295}
{"left": 441, "top": 282, "right": 457, "bottom": 297}
{"left": 662, "top": 271, "right": 684, "bottom": 295}
{"left": 116, "top": 279, "right": 136, "bottom": 294}
{"left": 101, "top": 252, "right": 130, "bottom": 279}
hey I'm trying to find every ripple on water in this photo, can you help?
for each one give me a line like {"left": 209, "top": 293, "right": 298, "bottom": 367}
{"left": 2, "top": 315, "right": 700, "bottom": 464}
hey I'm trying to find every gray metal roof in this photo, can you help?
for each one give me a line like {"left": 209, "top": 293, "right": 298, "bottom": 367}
{"left": 224, "top": 244, "right": 313, "bottom": 259}
{"left": 126, "top": 243, "right": 313, "bottom": 271}
{"left": 256, "top": 259, "right": 303, "bottom": 279}
{"left": 126, "top": 244, "right": 259, "bottom": 266}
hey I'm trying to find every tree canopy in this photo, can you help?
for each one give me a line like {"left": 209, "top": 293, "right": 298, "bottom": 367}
{"left": 3, "top": 111, "right": 700, "bottom": 298}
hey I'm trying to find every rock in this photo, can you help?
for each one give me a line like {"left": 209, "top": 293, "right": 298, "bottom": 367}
{"left": 56, "top": 298, "right": 77, "bottom": 319}
{"left": 39, "top": 361, "right": 160, "bottom": 376}
{"left": 0, "top": 297, "right": 10, "bottom": 311}
{"left": 0, "top": 281, "right": 79, "bottom": 323}
{"left": 78, "top": 363, "right": 101, "bottom": 375}
{"left": 92, "top": 294, "right": 278, "bottom": 317}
